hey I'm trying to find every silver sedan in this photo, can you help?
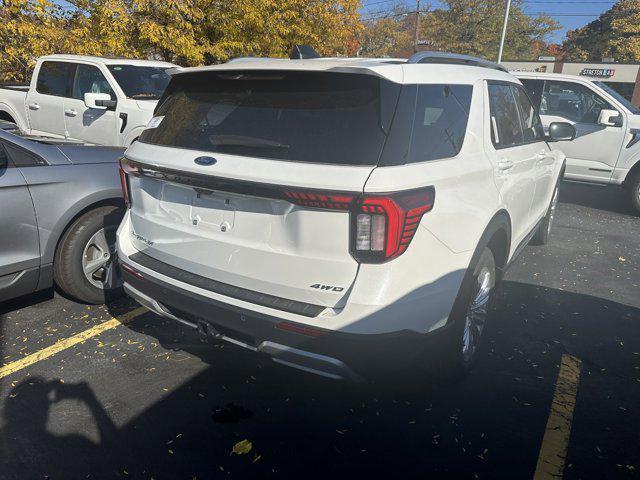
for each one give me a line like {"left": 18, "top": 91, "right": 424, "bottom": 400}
{"left": 0, "top": 121, "right": 125, "bottom": 304}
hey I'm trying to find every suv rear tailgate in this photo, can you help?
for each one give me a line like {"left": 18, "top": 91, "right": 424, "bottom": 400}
{"left": 124, "top": 143, "right": 374, "bottom": 309}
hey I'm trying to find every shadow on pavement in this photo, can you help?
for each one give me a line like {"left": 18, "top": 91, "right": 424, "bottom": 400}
{"left": 1, "top": 280, "right": 639, "bottom": 479}
{"left": 559, "top": 180, "right": 637, "bottom": 217}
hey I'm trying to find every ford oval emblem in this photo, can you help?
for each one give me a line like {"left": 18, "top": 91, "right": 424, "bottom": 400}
{"left": 194, "top": 156, "right": 217, "bottom": 166}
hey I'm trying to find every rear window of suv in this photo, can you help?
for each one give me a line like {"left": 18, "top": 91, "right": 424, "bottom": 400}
{"left": 140, "top": 70, "right": 396, "bottom": 166}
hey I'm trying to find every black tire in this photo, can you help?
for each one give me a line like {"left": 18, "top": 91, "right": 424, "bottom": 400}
{"left": 54, "top": 206, "right": 125, "bottom": 304}
{"left": 530, "top": 181, "right": 560, "bottom": 246}
{"left": 629, "top": 171, "right": 640, "bottom": 215}
{"left": 426, "top": 247, "right": 496, "bottom": 380}
{"left": 0, "top": 112, "right": 17, "bottom": 125}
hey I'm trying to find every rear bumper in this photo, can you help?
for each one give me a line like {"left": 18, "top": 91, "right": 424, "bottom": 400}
{"left": 121, "top": 267, "right": 431, "bottom": 380}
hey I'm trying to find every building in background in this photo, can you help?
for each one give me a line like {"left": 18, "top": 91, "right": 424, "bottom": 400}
{"left": 503, "top": 59, "right": 640, "bottom": 107}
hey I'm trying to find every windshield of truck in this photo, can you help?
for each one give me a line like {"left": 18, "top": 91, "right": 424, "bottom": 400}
{"left": 594, "top": 81, "right": 640, "bottom": 114}
{"left": 139, "top": 70, "right": 395, "bottom": 165}
{"left": 107, "top": 65, "right": 172, "bottom": 100}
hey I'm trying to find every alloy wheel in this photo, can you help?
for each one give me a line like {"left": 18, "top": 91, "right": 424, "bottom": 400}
{"left": 461, "top": 267, "right": 492, "bottom": 364}
{"left": 82, "top": 227, "right": 122, "bottom": 290}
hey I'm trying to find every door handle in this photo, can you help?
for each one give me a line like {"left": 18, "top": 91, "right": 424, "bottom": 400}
{"left": 497, "top": 159, "right": 514, "bottom": 171}
{"left": 536, "top": 150, "right": 551, "bottom": 163}
{"left": 64, "top": 108, "right": 77, "bottom": 117}
{"left": 28, "top": 103, "right": 40, "bottom": 111}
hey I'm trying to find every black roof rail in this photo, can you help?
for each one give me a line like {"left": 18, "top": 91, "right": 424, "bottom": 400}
{"left": 407, "top": 51, "right": 508, "bottom": 72}
{"left": 290, "top": 45, "right": 321, "bottom": 60}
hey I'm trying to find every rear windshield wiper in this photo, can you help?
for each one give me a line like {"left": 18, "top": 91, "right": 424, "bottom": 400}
{"left": 208, "top": 135, "right": 290, "bottom": 150}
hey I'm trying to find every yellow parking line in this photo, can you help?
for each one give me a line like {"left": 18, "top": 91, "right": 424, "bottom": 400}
{"left": 533, "top": 354, "right": 583, "bottom": 480}
{"left": 0, "top": 307, "right": 147, "bottom": 380}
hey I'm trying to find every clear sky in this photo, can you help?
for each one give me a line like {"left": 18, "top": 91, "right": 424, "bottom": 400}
{"left": 361, "top": 0, "right": 617, "bottom": 44}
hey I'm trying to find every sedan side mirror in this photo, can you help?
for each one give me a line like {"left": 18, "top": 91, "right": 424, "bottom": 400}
{"left": 84, "top": 92, "right": 117, "bottom": 110}
{"left": 598, "top": 108, "right": 623, "bottom": 127}
{"left": 547, "top": 122, "right": 576, "bottom": 142}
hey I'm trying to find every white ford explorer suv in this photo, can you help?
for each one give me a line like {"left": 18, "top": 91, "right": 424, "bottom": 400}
{"left": 116, "top": 51, "right": 575, "bottom": 380}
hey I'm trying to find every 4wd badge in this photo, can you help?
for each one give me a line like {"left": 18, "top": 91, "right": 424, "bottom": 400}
{"left": 310, "top": 284, "right": 344, "bottom": 292}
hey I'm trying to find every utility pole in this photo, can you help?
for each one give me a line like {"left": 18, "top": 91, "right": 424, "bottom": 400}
{"left": 497, "top": 0, "right": 512, "bottom": 64}
{"left": 413, "top": 0, "right": 421, "bottom": 53}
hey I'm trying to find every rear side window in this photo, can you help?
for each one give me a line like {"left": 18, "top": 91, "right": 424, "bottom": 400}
{"left": 519, "top": 79, "right": 544, "bottom": 109}
{"left": 488, "top": 83, "right": 524, "bottom": 148}
{"left": 141, "top": 71, "right": 394, "bottom": 165}
{"left": 36, "top": 61, "right": 74, "bottom": 97}
{"left": 0, "top": 144, "right": 9, "bottom": 169}
{"left": 407, "top": 85, "right": 472, "bottom": 163}
{"left": 4, "top": 144, "right": 45, "bottom": 167}
{"left": 512, "top": 86, "right": 545, "bottom": 142}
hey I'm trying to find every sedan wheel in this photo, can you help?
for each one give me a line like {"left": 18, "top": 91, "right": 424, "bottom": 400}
{"left": 82, "top": 226, "right": 121, "bottom": 290}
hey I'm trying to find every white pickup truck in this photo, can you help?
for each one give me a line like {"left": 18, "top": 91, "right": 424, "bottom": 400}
{"left": 0, "top": 55, "right": 177, "bottom": 147}
{"left": 514, "top": 71, "right": 640, "bottom": 214}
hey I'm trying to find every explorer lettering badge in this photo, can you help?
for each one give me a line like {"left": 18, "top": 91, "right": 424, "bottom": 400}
{"left": 310, "top": 284, "right": 344, "bottom": 292}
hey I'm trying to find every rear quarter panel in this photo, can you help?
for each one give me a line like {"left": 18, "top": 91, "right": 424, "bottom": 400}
{"left": 18, "top": 161, "right": 123, "bottom": 265}
{"left": 0, "top": 89, "right": 29, "bottom": 131}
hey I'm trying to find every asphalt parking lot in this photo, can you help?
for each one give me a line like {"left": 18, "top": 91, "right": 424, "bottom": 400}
{"left": 0, "top": 181, "right": 638, "bottom": 480}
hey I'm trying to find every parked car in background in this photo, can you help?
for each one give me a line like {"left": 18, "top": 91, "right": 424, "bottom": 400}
{"left": 514, "top": 71, "right": 640, "bottom": 214}
{"left": 117, "top": 51, "right": 574, "bottom": 380}
{"left": 0, "top": 121, "right": 125, "bottom": 304}
{"left": 0, "top": 55, "right": 177, "bottom": 147}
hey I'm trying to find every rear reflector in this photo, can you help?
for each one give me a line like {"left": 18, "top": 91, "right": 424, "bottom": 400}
{"left": 276, "top": 321, "right": 327, "bottom": 337}
{"left": 121, "top": 263, "right": 144, "bottom": 280}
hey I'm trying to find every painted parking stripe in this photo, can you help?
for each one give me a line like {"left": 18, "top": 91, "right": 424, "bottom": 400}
{"left": 533, "top": 354, "right": 583, "bottom": 480}
{"left": 0, "top": 307, "right": 147, "bottom": 380}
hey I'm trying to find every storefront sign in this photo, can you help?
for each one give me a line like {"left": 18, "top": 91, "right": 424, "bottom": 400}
{"left": 580, "top": 68, "right": 615, "bottom": 78}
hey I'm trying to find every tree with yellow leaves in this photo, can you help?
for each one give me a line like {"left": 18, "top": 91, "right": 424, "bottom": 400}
{"left": 563, "top": 0, "right": 640, "bottom": 62}
{"left": 0, "top": 0, "right": 363, "bottom": 82}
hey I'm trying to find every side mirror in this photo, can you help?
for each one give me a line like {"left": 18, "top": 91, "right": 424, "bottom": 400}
{"left": 547, "top": 122, "right": 576, "bottom": 142}
{"left": 598, "top": 108, "right": 623, "bottom": 127}
{"left": 84, "top": 92, "right": 116, "bottom": 110}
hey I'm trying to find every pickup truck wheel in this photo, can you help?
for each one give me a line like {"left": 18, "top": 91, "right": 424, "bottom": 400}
{"left": 630, "top": 172, "right": 640, "bottom": 215}
{"left": 530, "top": 182, "right": 559, "bottom": 246}
{"left": 54, "top": 206, "right": 124, "bottom": 304}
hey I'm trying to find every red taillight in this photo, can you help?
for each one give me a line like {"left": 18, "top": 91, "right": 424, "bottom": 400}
{"left": 282, "top": 190, "right": 355, "bottom": 210}
{"left": 353, "top": 187, "right": 435, "bottom": 263}
{"left": 281, "top": 186, "right": 435, "bottom": 263}
{"left": 119, "top": 159, "right": 140, "bottom": 208}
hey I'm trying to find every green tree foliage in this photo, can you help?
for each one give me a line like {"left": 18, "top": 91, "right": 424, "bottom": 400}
{"left": 360, "top": 0, "right": 559, "bottom": 61}
{"left": 0, "top": 0, "right": 362, "bottom": 82}
{"left": 563, "top": 0, "right": 640, "bottom": 62}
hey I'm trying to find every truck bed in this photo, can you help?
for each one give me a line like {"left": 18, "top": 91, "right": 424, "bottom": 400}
{"left": 0, "top": 84, "right": 29, "bottom": 92}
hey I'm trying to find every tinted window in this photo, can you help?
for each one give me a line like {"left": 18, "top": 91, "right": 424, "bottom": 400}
{"left": 541, "top": 80, "right": 613, "bottom": 124}
{"left": 519, "top": 79, "right": 544, "bottom": 109}
{"left": 140, "top": 71, "right": 393, "bottom": 165}
{"left": 36, "top": 62, "right": 73, "bottom": 97}
{"left": 72, "top": 64, "right": 114, "bottom": 100}
{"left": 594, "top": 81, "right": 640, "bottom": 114}
{"left": 407, "top": 84, "right": 472, "bottom": 163}
{"left": 512, "top": 86, "right": 545, "bottom": 142}
{"left": 0, "top": 144, "right": 9, "bottom": 169}
{"left": 107, "top": 65, "right": 171, "bottom": 100}
{"left": 4, "top": 144, "right": 44, "bottom": 167}
{"left": 488, "top": 83, "right": 524, "bottom": 148}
